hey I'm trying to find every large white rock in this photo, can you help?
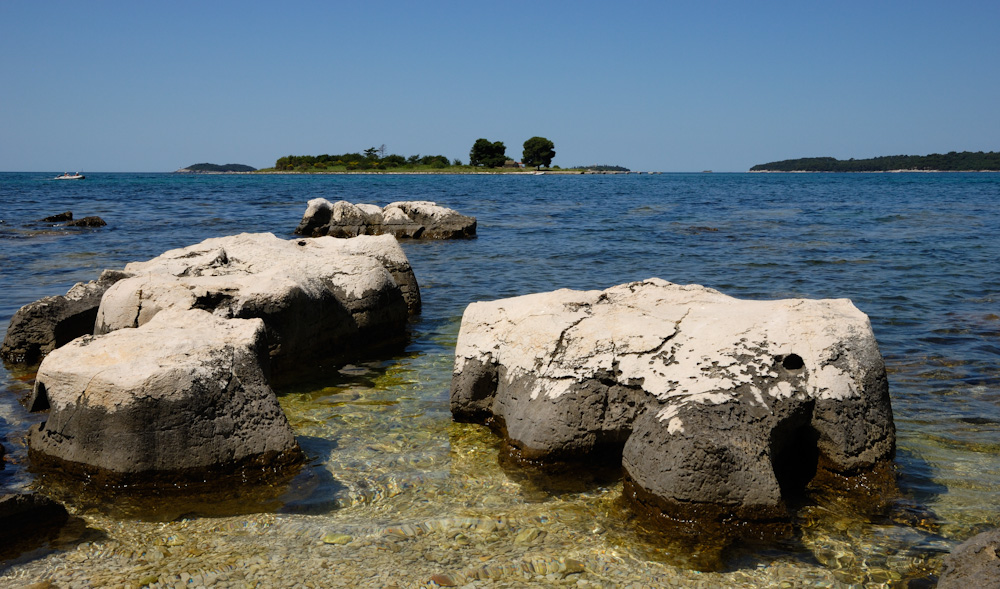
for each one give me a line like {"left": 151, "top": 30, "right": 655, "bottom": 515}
{"left": 450, "top": 278, "right": 895, "bottom": 519}
{"left": 94, "top": 233, "right": 418, "bottom": 370}
{"left": 28, "top": 309, "right": 300, "bottom": 477}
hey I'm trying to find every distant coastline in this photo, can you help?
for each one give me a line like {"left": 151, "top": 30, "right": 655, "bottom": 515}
{"left": 176, "top": 163, "right": 257, "bottom": 173}
{"left": 750, "top": 151, "right": 1000, "bottom": 172}
{"left": 251, "top": 169, "right": 657, "bottom": 175}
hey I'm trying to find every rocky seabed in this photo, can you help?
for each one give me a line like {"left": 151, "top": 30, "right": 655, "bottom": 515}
{"left": 0, "top": 507, "right": 944, "bottom": 588}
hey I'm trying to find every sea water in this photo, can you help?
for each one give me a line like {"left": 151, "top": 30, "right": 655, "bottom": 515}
{"left": 1, "top": 172, "right": 998, "bottom": 585}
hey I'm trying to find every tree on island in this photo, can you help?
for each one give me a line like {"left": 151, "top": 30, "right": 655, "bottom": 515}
{"left": 522, "top": 136, "right": 556, "bottom": 170}
{"left": 469, "top": 138, "right": 507, "bottom": 168}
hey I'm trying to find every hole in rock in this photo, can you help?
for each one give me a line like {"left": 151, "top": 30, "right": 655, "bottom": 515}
{"left": 771, "top": 424, "right": 818, "bottom": 504}
{"left": 781, "top": 353, "right": 804, "bottom": 371}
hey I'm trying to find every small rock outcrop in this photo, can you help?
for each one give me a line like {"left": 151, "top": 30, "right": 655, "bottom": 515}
{"left": 1, "top": 270, "right": 131, "bottom": 364}
{"left": 295, "top": 199, "right": 476, "bottom": 240}
{"left": 938, "top": 530, "right": 1000, "bottom": 589}
{"left": 450, "top": 279, "right": 895, "bottom": 522}
{"left": 93, "top": 233, "right": 418, "bottom": 370}
{"left": 41, "top": 211, "right": 73, "bottom": 223}
{"left": 28, "top": 309, "right": 300, "bottom": 479}
{"left": 66, "top": 215, "right": 107, "bottom": 227}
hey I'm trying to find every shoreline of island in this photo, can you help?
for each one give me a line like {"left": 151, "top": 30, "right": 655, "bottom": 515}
{"left": 175, "top": 169, "right": 663, "bottom": 175}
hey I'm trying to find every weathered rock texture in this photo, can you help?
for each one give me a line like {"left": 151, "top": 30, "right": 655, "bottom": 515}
{"left": 938, "top": 529, "right": 1000, "bottom": 589}
{"left": 92, "top": 232, "right": 417, "bottom": 370}
{"left": 28, "top": 309, "right": 300, "bottom": 478}
{"left": 450, "top": 278, "right": 895, "bottom": 520}
{"left": 1, "top": 270, "right": 131, "bottom": 364}
{"left": 295, "top": 199, "right": 477, "bottom": 240}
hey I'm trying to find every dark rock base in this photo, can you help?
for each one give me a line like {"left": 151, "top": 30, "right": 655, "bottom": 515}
{"left": 28, "top": 447, "right": 305, "bottom": 521}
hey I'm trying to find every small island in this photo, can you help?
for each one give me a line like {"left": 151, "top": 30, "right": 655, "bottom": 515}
{"left": 751, "top": 151, "right": 1000, "bottom": 172}
{"left": 176, "top": 163, "right": 257, "bottom": 173}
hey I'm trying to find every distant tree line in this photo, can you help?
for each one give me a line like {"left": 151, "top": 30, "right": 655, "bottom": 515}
{"left": 183, "top": 163, "right": 257, "bottom": 172}
{"left": 274, "top": 148, "right": 454, "bottom": 171}
{"left": 751, "top": 151, "right": 1000, "bottom": 172}
{"left": 272, "top": 136, "right": 562, "bottom": 172}
{"left": 582, "top": 164, "right": 630, "bottom": 172}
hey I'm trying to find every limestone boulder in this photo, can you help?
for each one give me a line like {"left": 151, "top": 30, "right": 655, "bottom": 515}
{"left": 450, "top": 278, "right": 895, "bottom": 519}
{"left": 938, "top": 529, "right": 1000, "bottom": 589}
{"left": 93, "top": 233, "right": 417, "bottom": 370}
{"left": 28, "top": 309, "right": 300, "bottom": 478}
{"left": 1, "top": 269, "right": 131, "bottom": 364}
{"left": 295, "top": 199, "right": 476, "bottom": 239}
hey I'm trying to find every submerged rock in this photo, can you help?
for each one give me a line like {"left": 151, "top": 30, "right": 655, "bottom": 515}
{"left": 28, "top": 309, "right": 301, "bottom": 479}
{"left": 938, "top": 529, "right": 1000, "bottom": 589}
{"left": 450, "top": 278, "right": 895, "bottom": 522}
{"left": 40, "top": 211, "right": 73, "bottom": 223}
{"left": 66, "top": 215, "right": 107, "bottom": 227}
{"left": 295, "top": 199, "right": 476, "bottom": 240}
{"left": 0, "top": 492, "right": 70, "bottom": 557}
{"left": 1, "top": 270, "right": 131, "bottom": 364}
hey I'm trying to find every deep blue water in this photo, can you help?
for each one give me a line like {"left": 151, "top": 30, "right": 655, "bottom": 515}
{"left": 1, "top": 171, "right": 999, "bottom": 563}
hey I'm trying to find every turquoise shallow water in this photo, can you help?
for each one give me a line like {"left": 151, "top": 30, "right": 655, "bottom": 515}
{"left": 1, "top": 171, "right": 998, "bottom": 584}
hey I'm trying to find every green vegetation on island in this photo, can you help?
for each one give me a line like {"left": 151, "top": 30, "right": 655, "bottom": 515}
{"left": 178, "top": 163, "right": 257, "bottom": 173}
{"left": 263, "top": 137, "right": 564, "bottom": 173}
{"left": 751, "top": 151, "right": 1000, "bottom": 172}
{"left": 580, "top": 165, "right": 630, "bottom": 172}
{"left": 271, "top": 147, "right": 456, "bottom": 172}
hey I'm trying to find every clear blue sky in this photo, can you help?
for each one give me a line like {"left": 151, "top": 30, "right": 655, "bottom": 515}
{"left": 2, "top": 1, "right": 998, "bottom": 172}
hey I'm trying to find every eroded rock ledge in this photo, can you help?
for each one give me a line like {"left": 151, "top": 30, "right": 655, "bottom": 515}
{"left": 295, "top": 199, "right": 476, "bottom": 239}
{"left": 450, "top": 278, "right": 895, "bottom": 524}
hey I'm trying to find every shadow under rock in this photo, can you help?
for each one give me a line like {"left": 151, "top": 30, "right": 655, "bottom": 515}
{"left": 276, "top": 434, "right": 349, "bottom": 515}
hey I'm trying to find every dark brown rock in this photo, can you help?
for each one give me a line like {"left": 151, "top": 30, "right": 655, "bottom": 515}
{"left": 66, "top": 216, "right": 106, "bottom": 227}
{"left": 41, "top": 211, "right": 73, "bottom": 222}
{"left": 0, "top": 492, "right": 69, "bottom": 539}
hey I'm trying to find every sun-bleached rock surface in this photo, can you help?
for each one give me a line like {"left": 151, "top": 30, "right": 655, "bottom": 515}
{"left": 28, "top": 309, "right": 300, "bottom": 478}
{"left": 450, "top": 278, "right": 895, "bottom": 519}
{"left": 295, "top": 199, "right": 476, "bottom": 240}
{"left": 1, "top": 270, "right": 131, "bottom": 364}
{"left": 94, "top": 232, "right": 417, "bottom": 370}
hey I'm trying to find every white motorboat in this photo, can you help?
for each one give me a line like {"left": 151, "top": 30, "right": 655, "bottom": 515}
{"left": 54, "top": 172, "right": 85, "bottom": 180}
